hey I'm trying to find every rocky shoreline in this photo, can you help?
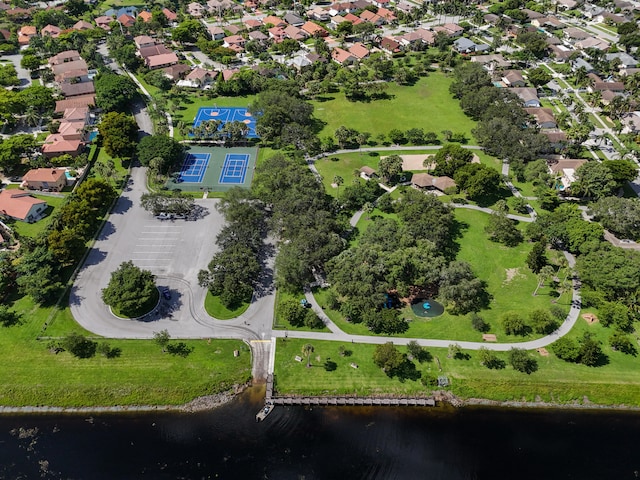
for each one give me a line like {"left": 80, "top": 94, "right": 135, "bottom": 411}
{"left": 2, "top": 387, "right": 640, "bottom": 414}
{"left": 0, "top": 385, "right": 248, "bottom": 415}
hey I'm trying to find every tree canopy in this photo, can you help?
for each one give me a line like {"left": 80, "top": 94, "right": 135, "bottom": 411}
{"left": 136, "top": 135, "right": 185, "bottom": 174}
{"left": 102, "top": 261, "right": 157, "bottom": 317}
{"left": 95, "top": 72, "right": 138, "bottom": 112}
{"left": 98, "top": 112, "right": 138, "bottom": 158}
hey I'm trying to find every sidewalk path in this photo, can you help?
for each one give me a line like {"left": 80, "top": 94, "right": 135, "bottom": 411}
{"left": 283, "top": 252, "right": 581, "bottom": 351}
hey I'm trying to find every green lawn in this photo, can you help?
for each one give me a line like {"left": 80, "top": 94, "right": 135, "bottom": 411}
{"left": 311, "top": 73, "right": 478, "bottom": 141}
{"left": 0, "top": 295, "right": 251, "bottom": 407}
{"left": 10, "top": 194, "right": 66, "bottom": 239}
{"left": 204, "top": 291, "right": 249, "bottom": 319}
{"left": 315, "top": 208, "right": 569, "bottom": 342}
{"left": 274, "top": 289, "right": 330, "bottom": 332}
{"left": 274, "top": 320, "right": 640, "bottom": 405}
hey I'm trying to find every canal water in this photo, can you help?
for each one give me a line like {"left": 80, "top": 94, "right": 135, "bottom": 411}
{"left": 1, "top": 388, "right": 639, "bottom": 479}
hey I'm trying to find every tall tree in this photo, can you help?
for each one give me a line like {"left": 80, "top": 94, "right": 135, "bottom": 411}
{"left": 98, "top": 112, "right": 138, "bottom": 158}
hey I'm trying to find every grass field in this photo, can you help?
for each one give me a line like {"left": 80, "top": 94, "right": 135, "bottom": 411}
{"left": 274, "top": 324, "right": 640, "bottom": 405}
{"left": 313, "top": 208, "right": 570, "bottom": 342}
{"left": 204, "top": 291, "right": 249, "bottom": 320}
{"left": 311, "top": 73, "right": 478, "bottom": 142}
{"left": 0, "top": 295, "right": 251, "bottom": 407}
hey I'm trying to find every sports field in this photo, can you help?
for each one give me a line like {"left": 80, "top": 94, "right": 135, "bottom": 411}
{"left": 192, "top": 107, "right": 258, "bottom": 138}
{"left": 167, "top": 146, "right": 258, "bottom": 193}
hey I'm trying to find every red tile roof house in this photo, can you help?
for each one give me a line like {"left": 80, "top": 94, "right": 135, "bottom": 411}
{"left": 56, "top": 120, "right": 87, "bottom": 141}
{"left": 332, "top": 47, "right": 356, "bottom": 65}
{"left": 268, "top": 26, "right": 287, "bottom": 42}
{"left": 52, "top": 59, "right": 89, "bottom": 83}
{"left": 134, "top": 35, "right": 156, "bottom": 49}
{"left": 162, "top": 8, "right": 178, "bottom": 22}
{"left": 263, "top": 15, "right": 286, "bottom": 27}
{"left": 95, "top": 15, "right": 113, "bottom": 30}
{"left": 284, "top": 25, "right": 307, "bottom": 41}
{"left": 118, "top": 13, "right": 136, "bottom": 28}
{"left": 349, "top": 42, "right": 370, "bottom": 59}
{"left": 380, "top": 36, "right": 401, "bottom": 54}
{"left": 55, "top": 95, "right": 96, "bottom": 113}
{"left": 178, "top": 67, "right": 217, "bottom": 88}
{"left": 0, "top": 190, "right": 47, "bottom": 222}
{"left": 21, "top": 168, "right": 68, "bottom": 191}
{"left": 49, "top": 50, "right": 82, "bottom": 66}
{"left": 40, "top": 135, "right": 85, "bottom": 159}
{"left": 18, "top": 25, "right": 37, "bottom": 45}
{"left": 60, "top": 81, "right": 95, "bottom": 97}
{"left": 138, "top": 44, "right": 172, "bottom": 59}
{"left": 73, "top": 20, "right": 94, "bottom": 31}
{"left": 137, "top": 10, "right": 153, "bottom": 22}
{"left": 41, "top": 24, "right": 61, "bottom": 37}
{"left": 145, "top": 52, "right": 180, "bottom": 69}
{"left": 301, "top": 21, "right": 328, "bottom": 37}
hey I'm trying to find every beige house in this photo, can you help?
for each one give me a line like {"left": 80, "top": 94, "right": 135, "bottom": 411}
{"left": 21, "top": 168, "right": 68, "bottom": 191}
{"left": 411, "top": 173, "right": 456, "bottom": 193}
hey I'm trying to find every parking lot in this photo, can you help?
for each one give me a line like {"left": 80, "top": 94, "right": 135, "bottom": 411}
{"left": 70, "top": 166, "right": 226, "bottom": 338}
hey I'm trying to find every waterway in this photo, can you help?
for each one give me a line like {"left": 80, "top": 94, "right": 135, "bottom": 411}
{"left": 1, "top": 388, "right": 639, "bottom": 479}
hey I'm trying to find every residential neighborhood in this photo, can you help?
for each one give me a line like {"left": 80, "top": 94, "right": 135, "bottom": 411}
{"left": 2, "top": 0, "right": 640, "bottom": 465}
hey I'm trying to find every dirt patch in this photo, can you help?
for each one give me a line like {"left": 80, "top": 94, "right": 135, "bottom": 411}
{"left": 482, "top": 334, "right": 497, "bottom": 342}
{"left": 582, "top": 313, "right": 598, "bottom": 324}
{"left": 472, "top": 154, "right": 480, "bottom": 164}
{"left": 381, "top": 154, "right": 432, "bottom": 171}
{"left": 504, "top": 268, "right": 524, "bottom": 284}
{"left": 537, "top": 347, "right": 549, "bottom": 356}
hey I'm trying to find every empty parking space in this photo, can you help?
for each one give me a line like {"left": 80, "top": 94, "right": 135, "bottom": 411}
{"left": 130, "top": 224, "right": 183, "bottom": 274}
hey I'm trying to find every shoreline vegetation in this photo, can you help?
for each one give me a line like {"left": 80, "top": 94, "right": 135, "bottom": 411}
{"left": 2, "top": 388, "right": 640, "bottom": 415}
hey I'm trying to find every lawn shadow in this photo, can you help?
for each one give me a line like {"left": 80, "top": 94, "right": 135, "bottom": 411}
{"left": 472, "top": 185, "right": 513, "bottom": 208}
{"left": 444, "top": 218, "right": 469, "bottom": 260}
{"left": 390, "top": 359, "right": 422, "bottom": 382}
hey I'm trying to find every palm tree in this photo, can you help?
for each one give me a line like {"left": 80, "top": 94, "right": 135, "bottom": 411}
{"left": 333, "top": 175, "right": 343, "bottom": 196}
{"left": 533, "top": 265, "right": 556, "bottom": 296}
{"left": 302, "top": 344, "right": 314, "bottom": 368}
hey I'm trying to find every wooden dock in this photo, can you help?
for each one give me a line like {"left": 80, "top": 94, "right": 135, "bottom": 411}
{"left": 262, "top": 374, "right": 436, "bottom": 411}
{"left": 269, "top": 396, "right": 436, "bottom": 407}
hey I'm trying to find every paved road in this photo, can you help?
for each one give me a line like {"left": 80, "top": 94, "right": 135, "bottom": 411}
{"left": 3, "top": 53, "right": 32, "bottom": 89}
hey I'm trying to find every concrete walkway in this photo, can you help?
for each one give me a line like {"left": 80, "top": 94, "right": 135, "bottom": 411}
{"left": 284, "top": 252, "right": 580, "bottom": 351}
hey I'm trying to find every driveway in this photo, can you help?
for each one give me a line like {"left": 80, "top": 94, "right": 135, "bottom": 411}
{"left": 3, "top": 53, "right": 31, "bottom": 88}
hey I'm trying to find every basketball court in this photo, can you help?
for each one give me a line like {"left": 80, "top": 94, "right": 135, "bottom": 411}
{"left": 192, "top": 107, "right": 258, "bottom": 138}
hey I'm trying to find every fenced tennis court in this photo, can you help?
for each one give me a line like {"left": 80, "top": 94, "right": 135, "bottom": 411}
{"left": 192, "top": 107, "right": 258, "bottom": 138}
{"left": 166, "top": 147, "right": 258, "bottom": 193}
{"left": 177, "top": 153, "right": 211, "bottom": 183}
{"left": 219, "top": 153, "right": 250, "bottom": 184}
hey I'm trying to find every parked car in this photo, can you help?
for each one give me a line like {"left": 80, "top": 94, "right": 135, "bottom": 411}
{"left": 161, "top": 287, "right": 171, "bottom": 300}
{"left": 155, "top": 213, "right": 171, "bottom": 220}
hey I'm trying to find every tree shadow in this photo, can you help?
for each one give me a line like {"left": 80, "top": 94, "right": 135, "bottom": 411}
{"left": 81, "top": 248, "right": 107, "bottom": 268}
{"left": 444, "top": 218, "right": 468, "bottom": 260}
{"left": 111, "top": 196, "right": 133, "bottom": 215}
{"left": 323, "top": 359, "right": 337, "bottom": 371}
{"left": 390, "top": 359, "right": 422, "bottom": 382}
{"left": 98, "top": 221, "right": 116, "bottom": 240}
{"left": 472, "top": 185, "right": 513, "bottom": 208}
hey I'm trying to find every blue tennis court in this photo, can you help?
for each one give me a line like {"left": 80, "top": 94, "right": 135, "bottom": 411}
{"left": 177, "top": 153, "right": 210, "bottom": 183}
{"left": 219, "top": 153, "right": 249, "bottom": 184}
{"left": 193, "top": 107, "right": 258, "bottom": 138}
